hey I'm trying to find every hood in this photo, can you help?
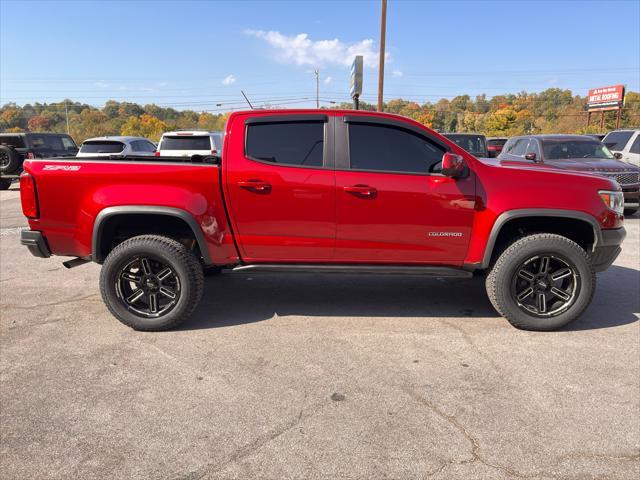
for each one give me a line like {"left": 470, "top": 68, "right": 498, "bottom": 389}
{"left": 543, "top": 157, "right": 640, "bottom": 173}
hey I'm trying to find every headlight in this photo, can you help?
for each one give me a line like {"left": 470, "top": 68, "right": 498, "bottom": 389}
{"left": 599, "top": 190, "right": 624, "bottom": 215}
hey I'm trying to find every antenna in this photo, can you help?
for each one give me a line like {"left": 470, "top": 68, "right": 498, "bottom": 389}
{"left": 241, "top": 90, "right": 254, "bottom": 109}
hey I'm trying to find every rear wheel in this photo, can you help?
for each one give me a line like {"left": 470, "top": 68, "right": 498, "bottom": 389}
{"left": 100, "top": 235, "right": 204, "bottom": 331}
{"left": 486, "top": 234, "right": 595, "bottom": 331}
{"left": 0, "top": 178, "right": 11, "bottom": 190}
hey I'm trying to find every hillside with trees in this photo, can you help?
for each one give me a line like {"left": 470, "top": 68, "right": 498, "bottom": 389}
{"left": 1, "top": 88, "right": 639, "bottom": 143}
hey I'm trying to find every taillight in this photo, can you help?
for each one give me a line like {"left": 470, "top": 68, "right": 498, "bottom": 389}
{"left": 211, "top": 150, "right": 217, "bottom": 155}
{"left": 154, "top": 151, "right": 160, "bottom": 157}
{"left": 26, "top": 152, "right": 35, "bottom": 159}
{"left": 20, "top": 172, "right": 39, "bottom": 218}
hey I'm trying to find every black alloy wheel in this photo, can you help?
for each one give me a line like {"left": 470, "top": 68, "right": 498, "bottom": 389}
{"left": 510, "top": 254, "right": 579, "bottom": 317}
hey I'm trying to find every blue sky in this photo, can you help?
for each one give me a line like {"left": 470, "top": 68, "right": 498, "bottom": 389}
{"left": 1, "top": 0, "right": 639, "bottom": 112}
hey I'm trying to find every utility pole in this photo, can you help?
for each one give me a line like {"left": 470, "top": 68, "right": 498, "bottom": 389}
{"left": 377, "top": 0, "right": 387, "bottom": 112}
{"left": 314, "top": 69, "right": 319, "bottom": 108}
{"left": 64, "top": 100, "right": 70, "bottom": 134}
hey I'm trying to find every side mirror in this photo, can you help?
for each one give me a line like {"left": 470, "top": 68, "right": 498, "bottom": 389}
{"left": 613, "top": 152, "right": 623, "bottom": 160}
{"left": 524, "top": 152, "right": 537, "bottom": 161}
{"left": 441, "top": 153, "right": 465, "bottom": 178}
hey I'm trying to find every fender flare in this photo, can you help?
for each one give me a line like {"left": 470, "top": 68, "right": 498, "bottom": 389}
{"left": 477, "top": 208, "right": 602, "bottom": 269}
{"left": 92, "top": 206, "right": 212, "bottom": 265}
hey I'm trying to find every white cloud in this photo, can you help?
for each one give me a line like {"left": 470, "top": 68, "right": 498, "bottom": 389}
{"left": 94, "top": 82, "right": 110, "bottom": 88}
{"left": 392, "top": 70, "right": 403, "bottom": 78}
{"left": 245, "top": 29, "right": 384, "bottom": 68}
{"left": 222, "top": 74, "right": 236, "bottom": 86}
{"left": 324, "top": 76, "right": 332, "bottom": 85}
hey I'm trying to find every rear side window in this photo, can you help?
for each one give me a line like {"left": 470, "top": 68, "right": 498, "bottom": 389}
{"left": 629, "top": 136, "right": 640, "bottom": 154}
{"left": 0, "top": 135, "right": 26, "bottom": 148}
{"left": 80, "top": 141, "right": 125, "bottom": 153}
{"left": 30, "top": 135, "right": 66, "bottom": 151}
{"left": 246, "top": 121, "right": 324, "bottom": 167}
{"left": 161, "top": 136, "right": 211, "bottom": 151}
{"left": 349, "top": 123, "right": 445, "bottom": 174}
{"left": 603, "top": 131, "right": 633, "bottom": 151}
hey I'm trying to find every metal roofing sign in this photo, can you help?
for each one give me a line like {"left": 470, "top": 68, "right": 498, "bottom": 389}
{"left": 587, "top": 85, "right": 625, "bottom": 110}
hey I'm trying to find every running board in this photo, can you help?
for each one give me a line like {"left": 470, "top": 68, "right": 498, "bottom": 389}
{"left": 230, "top": 264, "right": 472, "bottom": 277}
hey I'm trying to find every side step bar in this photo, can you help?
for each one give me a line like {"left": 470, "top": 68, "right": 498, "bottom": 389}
{"left": 230, "top": 264, "right": 473, "bottom": 278}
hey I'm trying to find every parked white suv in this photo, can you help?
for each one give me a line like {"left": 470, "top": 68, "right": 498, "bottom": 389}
{"left": 602, "top": 129, "right": 640, "bottom": 167}
{"left": 157, "top": 131, "right": 223, "bottom": 157}
{"left": 77, "top": 136, "right": 157, "bottom": 158}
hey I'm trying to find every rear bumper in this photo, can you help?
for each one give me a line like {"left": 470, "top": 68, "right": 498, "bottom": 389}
{"left": 591, "top": 227, "right": 626, "bottom": 272}
{"left": 20, "top": 230, "right": 51, "bottom": 258}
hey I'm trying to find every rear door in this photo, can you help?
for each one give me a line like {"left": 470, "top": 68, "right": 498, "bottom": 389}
{"left": 333, "top": 116, "right": 475, "bottom": 264}
{"left": 224, "top": 113, "right": 336, "bottom": 261}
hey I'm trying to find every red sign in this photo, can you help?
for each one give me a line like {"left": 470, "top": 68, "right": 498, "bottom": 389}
{"left": 587, "top": 84, "right": 625, "bottom": 110}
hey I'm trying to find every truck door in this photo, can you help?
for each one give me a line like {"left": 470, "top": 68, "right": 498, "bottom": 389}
{"left": 224, "top": 114, "right": 336, "bottom": 262}
{"left": 333, "top": 116, "right": 475, "bottom": 264}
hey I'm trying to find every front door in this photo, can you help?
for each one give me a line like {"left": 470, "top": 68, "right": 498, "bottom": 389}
{"left": 334, "top": 117, "right": 475, "bottom": 264}
{"left": 224, "top": 114, "right": 335, "bottom": 262}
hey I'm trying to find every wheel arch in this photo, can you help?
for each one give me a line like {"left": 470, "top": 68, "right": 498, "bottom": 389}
{"left": 478, "top": 209, "right": 602, "bottom": 269}
{"left": 92, "top": 206, "right": 212, "bottom": 265}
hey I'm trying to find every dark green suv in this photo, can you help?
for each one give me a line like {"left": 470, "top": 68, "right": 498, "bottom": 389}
{"left": 0, "top": 132, "right": 78, "bottom": 189}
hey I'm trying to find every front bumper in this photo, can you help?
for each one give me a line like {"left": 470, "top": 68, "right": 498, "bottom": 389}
{"left": 20, "top": 230, "right": 51, "bottom": 258}
{"left": 591, "top": 227, "right": 626, "bottom": 272}
{"left": 622, "top": 186, "right": 639, "bottom": 207}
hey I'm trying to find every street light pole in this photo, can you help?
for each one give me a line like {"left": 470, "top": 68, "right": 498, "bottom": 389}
{"left": 314, "top": 69, "right": 319, "bottom": 108}
{"left": 377, "top": 0, "right": 387, "bottom": 112}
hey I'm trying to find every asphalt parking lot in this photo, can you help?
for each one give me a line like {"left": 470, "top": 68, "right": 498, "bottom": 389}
{"left": 0, "top": 183, "right": 638, "bottom": 480}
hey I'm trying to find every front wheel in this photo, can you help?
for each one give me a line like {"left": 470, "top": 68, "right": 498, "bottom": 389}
{"left": 486, "top": 234, "right": 595, "bottom": 331}
{"left": 100, "top": 235, "right": 204, "bottom": 331}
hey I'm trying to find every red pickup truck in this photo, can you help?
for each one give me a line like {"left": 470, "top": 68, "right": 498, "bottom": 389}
{"left": 19, "top": 110, "right": 626, "bottom": 332}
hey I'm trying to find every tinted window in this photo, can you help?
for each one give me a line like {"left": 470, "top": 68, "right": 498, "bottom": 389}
{"left": 246, "top": 121, "right": 324, "bottom": 167}
{"left": 143, "top": 141, "right": 157, "bottom": 152}
{"left": 511, "top": 139, "right": 528, "bottom": 156}
{"left": 603, "top": 131, "right": 633, "bottom": 150}
{"left": 161, "top": 136, "right": 211, "bottom": 151}
{"left": 30, "top": 134, "right": 67, "bottom": 151}
{"left": 541, "top": 140, "right": 614, "bottom": 160}
{"left": 487, "top": 138, "right": 507, "bottom": 148}
{"left": 629, "top": 136, "right": 640, "bottom": 154}
{"left": 80, "top": 141, "right": 125, "bottom": 153}
{"left": 444, "top": 134, "right": 487, "bottom": 157}
{"left": 349, "top": 123, "right": 445, "bottom": 174}
{"left": 0, "top": 135, "right": 26, "bottom": 148}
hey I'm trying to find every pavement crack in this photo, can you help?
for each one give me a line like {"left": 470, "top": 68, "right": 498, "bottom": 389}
{"left": 186, "top": 398, "right": 324, "bottom": 480}
{"left": 7, "top": 293, "right": 100, "bottom": 310}
{"left": 402, "top": 386, "right": 558, "bottom": 479}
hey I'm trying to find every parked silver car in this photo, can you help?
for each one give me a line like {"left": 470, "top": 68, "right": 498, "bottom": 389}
{"left": 77, "top": 136, "right": 157, "bottom": 158}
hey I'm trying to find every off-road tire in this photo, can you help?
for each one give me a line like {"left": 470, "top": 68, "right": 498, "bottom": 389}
{"left": 100, "top": 235, "right": 204, "bottom": 331}
{"left": 624, "top": 207, "right": 638, "bottom": 217}
{"left": 0, "top": 178, "right": 11, "bottom": 190}
{"left": 486, "top": 234, "right": 595, "bottom": 331}
{"left": 0, "top": 146, "right": 21, "bottom": 174}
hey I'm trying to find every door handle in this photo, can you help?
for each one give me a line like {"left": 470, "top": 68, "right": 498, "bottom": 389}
{"left": 343, "top": 185, "right": 377, "bottom": 198}
{"left": 237, "top": 180, "right": 272, "bottom": 193}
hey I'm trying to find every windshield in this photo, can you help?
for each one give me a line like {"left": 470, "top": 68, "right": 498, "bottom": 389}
{"left": 541, "top": 140, "right": 614, "bottom": 160}
{"left": 602, "top": 131, "right": 633, "bottom": 151}
{"left": 80, "top": 141, "right": 125, "bottom": 153}
{"left": 445, "top": 135, "right": 487, "bottom": 156}
{"left": 161, "top": 136, "right": 211, "bottom": 150}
